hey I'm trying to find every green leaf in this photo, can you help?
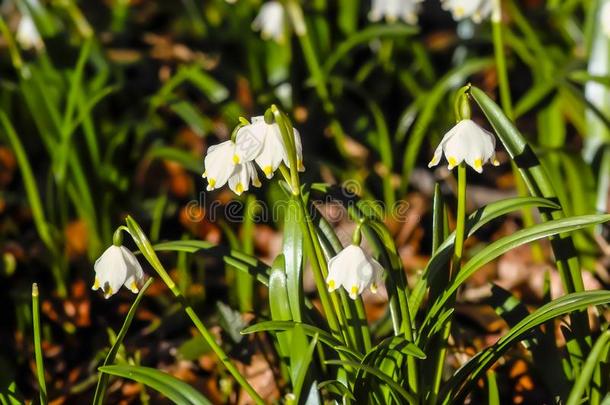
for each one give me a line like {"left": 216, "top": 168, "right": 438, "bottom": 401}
{"left": 325, "top": 360, "right": 416, "bottom": 404}
{"left": 423, "top": 214, "right": 610, "bottom": 335}
{"left": 268, "top": 257, "right": 293, "bottom": 363}
{"left": 241, "top": 320, "right": 362, "bottom": 361}
{"left": 284, "top": 198, "right": 304, "bottom": 322}
{"left": 566, "top": 330, "right": 610, "bottom": 405}
{"left": 412, "top": 196, "right": 561, "bottom": 317}
{"left": 322, "top": 24, "right": 418, "bottom": 75}
{"left": 152, "top": 240, "right": 271, "bottom": 286}
{"left": 471, "top": 86, "right": 586, "bottom": 294}
{"left": 290, "top": 326, "right": 318, "bottom": 400}
{"left": 98, "top": 365, "right": 212, "bottom": 405}
{"left": 146, "top": 146, "right": 204, "bottom": 174}
{"left": 441, "top": 291, "right": 610, "bottom": 404}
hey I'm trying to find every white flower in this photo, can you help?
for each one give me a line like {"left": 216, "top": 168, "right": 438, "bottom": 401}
{"left": 235, "top": 116, "right": 304, "bottom": 179}
{"left": 326, "top": 245, "right": 384, "bottom": 299}
{"left": 252, "top": 1, "right": 286, "bottom": 43}
{"left": 441, "top": 0, "right": 493, "bottom": 23}
{"left": 228, "top": 161, "right": 261, "bottom": 195}
{"left": 368, "top": 0, "right": 423, "bottom": 25}
{"left": 92, "top": 245, "right": 146, "bottom": 299}
{"left": 202, "top": 140, "right": 238, "bottom": 191}
{"left": 601, "top": 2, "right": 610, "bottom": 39}
{"left": 16, "top": 14, "right": 43, "bottom": 51}
{"left": 428, "top": 119, "right": 499, "bottom": 173}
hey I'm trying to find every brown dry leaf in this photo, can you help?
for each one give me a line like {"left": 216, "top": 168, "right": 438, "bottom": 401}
{"left": 237, "top": 354, "right": 280, "bottom": 405}
{"left": 0, "top": 146, "right": 16, "bottom": 186}
{"left": 164, "top": 160, "right": 193, "bottom": 198}
{"left": 178, "top": 205, "right": 221, "bottom": 244}
{"left": 65, "top": 220, "right": 89, "bottom": 260}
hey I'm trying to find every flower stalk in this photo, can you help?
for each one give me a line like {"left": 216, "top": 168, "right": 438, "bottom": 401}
{"left": 490, "top": 0, "right": 544, "bottom": 262}
{"left": 122, "top": 217, "right": 266, "bottom": 405}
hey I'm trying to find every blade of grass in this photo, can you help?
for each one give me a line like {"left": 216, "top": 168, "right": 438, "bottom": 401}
{"left": 31, "top": 283, "right": 47, "bottom": 405}
{"left": 92, "top": 278, "right": 154, "bottom": 405}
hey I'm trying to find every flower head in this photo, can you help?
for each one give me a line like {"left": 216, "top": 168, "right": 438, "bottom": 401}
{"left": 16, "top": 14, "right": 43, "bottom": 51}
{"left": 601, "top": 2, "right": 610, "bottom": 39}
{"left": 92, "top": 245, "right": 146, "bottom": 299}
{"left": 228, "top": 161, "right": 261, "bottom": 195}
{"left": 203, "top": 140, "right": 238, "bottom": 191}
{"left": 326, "top": 245, "right": 384, "bottom": 299}
{"left": 235, "top": 116, "right": 304, "bottom": 179}
{"left": 441, "top": 0, "right": 493, "bottom": 23}
{"left": 252, "top": 1, "right": 286, "bottom": 43}
{"left": 368, "top": 0, "right": 423, "bottom": 25}
{"left": 428, "top": 119, "right": 499, "bottom": 173}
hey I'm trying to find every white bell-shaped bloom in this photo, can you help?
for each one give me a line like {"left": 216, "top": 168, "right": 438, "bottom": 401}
{"left": 368, "top": 0, "right": 423, "bottom": 25}
{"left": 428, "top": 119, "right": 499, "bottom": 173}
{"left": 235, "top": 116, "right": 304, "bottom": 179}
{"left": 441, "top": 0, "right": 493, "bottom": 23}
{"left": 16, "top": 14, "right": 43, "bottom": 51}
{"left": 601, "top": 2, "right": 610, "bottom": 39}
{"left": 252, "top": 1, "right": 286, "bottom": 43}
{"left": 228, "top": 161, "right": 261, "bottom": 195}
{"left": 202, "top": 140, "right": 238, "bottom": 191}
{"left": 92, "top": 245, "right": 146, "bottom": 299}
{"left": 326, "top": 245, "right": 384, "bottom": 299}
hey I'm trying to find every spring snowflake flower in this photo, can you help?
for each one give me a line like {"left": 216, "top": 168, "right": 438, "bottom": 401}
{"left": 228, "top": 161, "right": 262, "bottom": 195}
{"left": 16, "top": 14, "right": 43, "bottom": 51}
{"left": 235, "top": 116, "right": 304, "bottom": 179}
{"left": 202, "top": 140, "right": 238, "bottom": 191}
{"left": 92, "top": 245, "right": 146, "bottom": 299}
{"left": 602, "top": 2, "right": 610, "bottom": 39}
{"left": 441, "top": 0, "right": 493, "bottom": 23}
{"left": 428, "top": 119, "right": 499, "bottom": 173}
{"left": 368, "top": 0, "right": 423, "bottom": 24}
{"left": 326, "top": 245, "right": 384, "bottom": 300}
{"left": 252, "top": 1, "right": 286, "bottom": 43}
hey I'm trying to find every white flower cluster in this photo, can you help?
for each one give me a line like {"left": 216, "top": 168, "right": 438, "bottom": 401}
{"left": 441, "top": 0, "right": 493, "bottom": 24}
{"left": 16, "top": 14, "right": 43, "bottom": 51}
{"left": 247, "top": 0, "right": 496, "bottom": 42}
{"left": 368, "top": 0, "right": 424, "bottom": 25}
{"left": 202, "top": 116, "right": 304, "bottom": 195}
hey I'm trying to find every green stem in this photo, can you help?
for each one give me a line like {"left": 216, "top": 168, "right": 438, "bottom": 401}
{"left": 0, "top": 16, "right": 23, "bottom": 69}
{"left": 491, "top": 1, "right": 544, "bottom": 263}
{"left": 453, "top": 163, "right": 467, "bottom": 267}
{"left": 284, "top": 0, "right": 349, "bottom": 159}
{"left": 296, "top": 196, "right": 345, "bottom": 341}
{"left": 431, "top": 163, "right": 467, "bottom": 400}
{"left": 93, "top": 278, "right": 154, "bottom": 405}
{"left": 32, "top": 283, "right": 48, "bottom": 405}
{"left": 124, "top": 218, "right": 265, "bottom": 405}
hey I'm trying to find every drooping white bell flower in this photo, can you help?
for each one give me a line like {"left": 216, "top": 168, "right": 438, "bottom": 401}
{"left": 92, "top": 245, "right": 146, "bottom": 299}
{"left": 368, "top": 0, "right": 423, "bottom": 25}
{"left": 235, "top": 116, "right": 304, "bottom": 179}
{"left": 228, "top": 161, "right": 262, "bottom": 195}
{"left": 252, "top": 1, "right": 286, "bottom": 43}
{"left": 601, "top": 2, "right": 610, "bottom": 39}
{"left": 428, "top": 119, "right": 499, "bottom": 173}
{"left": 326, "top": 245, "right": 384, "bottom": 300}
{"left": 441, "top": 0, "right": 493, "bottom": 23}
{"left": 16, "top": 14, "right": 43, "bottom": 51}
{"left": 202, "top": 140, "right": 238, "bottom": 191}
